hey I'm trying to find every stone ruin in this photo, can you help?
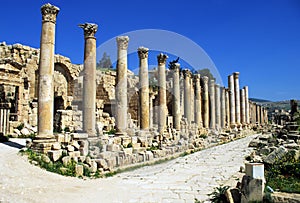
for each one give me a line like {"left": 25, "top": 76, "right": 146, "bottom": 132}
{"left": 0, "top": 3, "right": 270, "bottom": 175}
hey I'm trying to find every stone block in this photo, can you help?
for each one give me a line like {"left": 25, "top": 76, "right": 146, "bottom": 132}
{"left": 241, "top": 176, "right": 264, "bottom": 203}
{"left": 47, "top": 150, "right": 62, "bottom": 162}
{"left": 264, "top": 146, "right": 288, "bottom": 164}
{"left": 68, "top": 151, "right": 80, "bottom": 158}
{"left": 107, "top": 144, "right": 120, "bottom": 152}
{"left": 56, "top": 134, "right": 65, "bottom": 143}
{"left": 90, "top": 160, "right": 97, "bottom": 173}
{"left": 21, "top": 128, "right": 30, "bottom": 136}
{"left": 85, "top": 156, "right": 92, "bottom": 166}
{"left": 41, "top": 154, "right": 51, "bottom": 164}
{"left": 62, "top": 156, "right": 71, "bottom": 167}
{"left": 123, "top": 148, "right": 133, "bottom": 155}
{"left": 245, "top": 163, "right": 264, "bottom": 180}
{"left": 67, "top": 145, "right": 75, "bottom": 152}
{"left": 75, "top": 164, "right": 83, "bottom": 177}
{"left": 71, "top": 133, "right": 88, "bottom": 140}
{"left": 71, "top": 140, "right": 80, "bottom": 150}
{"left": 52, "top": 142, "right": 61, "bottom": 150}
{"left": 146, "top": 151, "right": 154, "bottom": 161}
{"left": 95, "top": 159, "right": 109, "bottom": 170}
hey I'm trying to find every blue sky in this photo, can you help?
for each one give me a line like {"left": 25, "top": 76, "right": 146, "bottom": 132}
{"left": 1, "top": 0, "right": 300, "bottom": 101}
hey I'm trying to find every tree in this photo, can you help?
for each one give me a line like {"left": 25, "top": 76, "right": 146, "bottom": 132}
{"left": 97, "top": 52, "right": 113, "bottom": 69}
{"left": 197, "top": 68, "right": 215, "bottom": 81}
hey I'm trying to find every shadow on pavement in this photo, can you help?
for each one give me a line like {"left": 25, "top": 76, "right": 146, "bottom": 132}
{"left": 1, "top": 139, "right": 25, "bottom": 149}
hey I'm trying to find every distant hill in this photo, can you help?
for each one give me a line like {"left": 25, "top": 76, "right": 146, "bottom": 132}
{"left": 249, "top": 98, "right": 272, "bottom": 103}
{"left": 249, "top": 98, "right": 300, "bottom": 113}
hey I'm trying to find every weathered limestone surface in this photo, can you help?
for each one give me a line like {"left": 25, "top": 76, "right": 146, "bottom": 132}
{"left": 115, "top": 36, "right": 129, "bottom": 134}
{"left": 157, "top": 53, "right": 168, "bottom": 134}
{"left": 171, "top": 63, "right": 181, "bottom": 131}
{"left": 215, "top": 84, "right": 221, "bottom": 130}
{"left": 202, "top": 76, "right": 209, "bottom": 128}
{"left": 194, "top": 74, "right": 202, "bottom": 128}
{"left": 183, "top": 69, "right": 192, "bottom": 125}
{"left": 228, "top": 74, "right": 236, "bottom": 128}
{"left": 79, "top": 23, "right": 98, "bottom": 136}
{"left": 37, "top": 3, "right": 60, "bottom": 138}
{"left": 138, "top": 47, "right": 150, "bottom": 130}
{"left": 234, "top": 72, "right": 241, "bottom": 127}
{"left": 209, "top": 79, "right": 216, "bottom": 129}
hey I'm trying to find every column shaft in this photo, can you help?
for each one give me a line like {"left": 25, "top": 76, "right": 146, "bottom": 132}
{"left": 138, "top": 47, "right": 150, "bottom": 130}
{"left": 116, "top": 36, "right": 129, "bottom": 134}
{"left": 228, "top": 75, "right": 236, "bottom": 128}
{"left": 221, "top": 87, "right": 226, "bottom": 129}
{"left": 183, "top": 70, "right": 192, "bottom": 124}
{"left": 37, "top": 4, "right": 59, "bottom": 138}
{"left": 202, "top": 76, "right": 209, "bottom": 128}
{"left": 234, "top": 72, "right": 241, "bottom": 126}
{"left": 171, "top": 63, "right": 181, "bottom": 130}
{"left": 209, "top": 79, "right": 216, "bottom": 129}
{"left": 157, "top": 53, "right": 168, "bottom": 134}
{"left": 215, "top": 84, "right": 221, "bottom": 130}
{"left": 225, "top": 88, "right": 230, "bottom": 128}
{"left": 240, "top": 88, "right": 246, "bottom": 126}
{"left": 79, "top": 23, "right": 98, "bottom": 136}
{"left": 244, "top": 86, "right": 250, "bottom": 124}
{"left": 194, "top": 74, "right": 202, "bottom": 128}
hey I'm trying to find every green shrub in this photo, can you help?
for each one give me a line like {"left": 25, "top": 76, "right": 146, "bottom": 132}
{"left": 208, "top": 185, "right": 230, "bottom": 203}
{"left": 16, "top": 123, "right": 24, "bottom": 131}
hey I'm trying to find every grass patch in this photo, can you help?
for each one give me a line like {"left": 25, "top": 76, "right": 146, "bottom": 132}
{"left": 265, "top": 151, "right": 300, "bottom": 193}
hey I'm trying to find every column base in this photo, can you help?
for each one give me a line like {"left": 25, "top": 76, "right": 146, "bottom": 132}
{"left": 32, "top": 136, "right": 56, "bottom": 154}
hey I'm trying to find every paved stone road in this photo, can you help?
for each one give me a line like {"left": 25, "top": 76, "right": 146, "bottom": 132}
{"left": 0, "top": 135, "right": 256, "bottom": 203}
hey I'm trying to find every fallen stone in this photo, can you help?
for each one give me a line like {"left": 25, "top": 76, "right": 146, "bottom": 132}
{"left": 95, "top": 159, "right": 108, "bottom": 170}
{"left": 52, "top": 142, "right": 61, "bottom": 150}
{"left": 62, "top": 156, "right": 71, "bottom": 167}
{"left": 41, "top": 154, "right": 51, "bottom": 164}
{"left": 20, "top": 128, "right": 31, "bottom": 136}
{"left": 71, "top": 140, "right": 80, "bottom": 150}
{"left": 75, "top": 164, "right": 83, "bottom": 177}
{"left": 47, "top": 150, "right": 62, "bottom": 162}
{"left": 90, "top": 160, "right": 97, "bottom": 173}
{"left": 67, "top": 145, "right": 75, "bottom": 152}
{"left": 264, "top": 146, "right": 288, "bottom": 164}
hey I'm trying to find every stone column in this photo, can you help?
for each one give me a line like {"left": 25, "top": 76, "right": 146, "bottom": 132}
{"left": 225, "top": 89, "right": 230, "bottom": 128}
{"left": 183, "top": 69, "right": 192, "bottom": 124}
{"left": 138, "top": 47, "right": 150, "bottom": 130}
{"left": 244, "top": 86, "right": 250, "bottom": 125}
{"left": 221, "top": 87, "right": 226, "bottom": 129}
{"left": 37, "top": 3, "right": 59, "bottom": 139}
{"left": 225, "top": 88, "right": 230, "bottom": 128}
{"left": 261, "top": 107, "right": 265, "bottom": 125}
{"left": 228, "top": 75, "right": 236, "bottom": 128}
{"left": 180, "top": 73, "right": 185, "bottom": 121}
{"left": 79, "top": 23, "right": 98, "bottom": 137}
{"left": 190, "top": 77, "right": 195, "bottom": 123}
{"left": 116, "top": 36, "right": 129, "bottom": 135}
{"left": 194, "top": 74, "right": 202, "bottom": 128}
{"left": 157, "top": 53, "right": 168, "bottom": 134}
{"left": 202, "top": 76, "right": 209, "bottom": 128}
{"left": 149, "top": 93, "right": 155, "bottom": 129}
{"left": 171, "top": 63, "right": 181, "bottom": 131}
{"left": 256, "top": 104, "right": 260, "bottom": 125}
{"left": 234, "top": 72, "right": 241, "bottom": 127}
{"left": 215, "top": 84, "right": 221, "bottom": 130}
{"left": 240, "top": 88, "right": 246, "bottom": 127}
{"left": 209, "top": 79, "right": 216, "bottom": 129}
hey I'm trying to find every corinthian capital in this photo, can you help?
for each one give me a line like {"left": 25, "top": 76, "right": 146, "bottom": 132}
{"left": 137, "top": 47, "right": 149, "bottom": 59}
{"left": 202, "top": 76, "right": 209, "bottom": 84}
{"left": 194, "top": 74, "right": 201, "bottom": 81}
{"left": 233, "top": 72, "right": 240, "bottom": 79}
{"left": 157, "top": 53, "right": 168, "bottom": 65}
{"left": 41, "top": 3, "right": 60, "bottom": 24}
{"left": 183, "top": 69, "right": 191, "bottom": 79}
{"left": 79, "top": 23, "right": 98, "bottom": 38}
{"left": 116, "top": 36, "right": 129, "bottom": 50}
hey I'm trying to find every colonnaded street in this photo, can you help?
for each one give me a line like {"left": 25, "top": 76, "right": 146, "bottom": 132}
{"left": 0, "top": 134, "right": 257, "bottom": 203}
